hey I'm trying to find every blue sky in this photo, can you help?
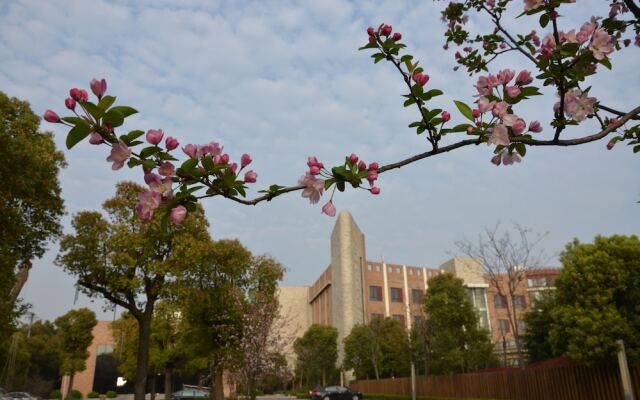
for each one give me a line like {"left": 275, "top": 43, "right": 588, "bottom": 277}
{"left": 1, "top": 0, "right": 638, "bottom": 322}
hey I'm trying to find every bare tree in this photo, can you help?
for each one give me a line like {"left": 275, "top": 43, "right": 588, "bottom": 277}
{"left": 456, "top": 223, "right": 549, "bottom": 368}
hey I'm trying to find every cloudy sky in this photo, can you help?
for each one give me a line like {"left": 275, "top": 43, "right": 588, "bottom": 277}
{"left": 1, "top": 0, "right": 638, "bottom": 322}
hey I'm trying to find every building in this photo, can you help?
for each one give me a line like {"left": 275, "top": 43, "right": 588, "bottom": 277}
{"left": 278, "top": 211, "right": 560, "bottom": 368}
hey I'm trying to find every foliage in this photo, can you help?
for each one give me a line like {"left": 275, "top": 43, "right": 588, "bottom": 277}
{"left": 106, "top": 391, "right": 117, "bottom": 398}
{"left": 56, "top": 181, "right": 212, "bottom": 400}
{"left": 70, "top": 390, "right": 82, "bottom": 399}
{"left": 87, "top": 392, "right": 99, "bottom": 399}
{"left": 550, "top": 235, "right": 640, "bottom": 364}
{"left": 110, "top": 313, "right": 139, "bottom": 381}
{"left": 293, "top": 324, "right": 338, "bottom": 386}
{"left": 522, "top": 291, "right": 559, "bottom": 363}
{"left": 424, "top": 274, "right": 496, "bottom": 374}
{"left": 343, "top": 323, "right": 382, "bottom": 380}
{"left": 54, "top": 308, "right": 97, "bottom": 378}
{"left": 377, "top": 318, "right": 411, "bottom": 378}
{"left": 409, "top": 318, "right": 434, "bottom": 376}
{"left": 0, "top": 91, "right": 65, "bottom": 339}
{"left": 50, "top": 389, "right": 63, "bottom": 399}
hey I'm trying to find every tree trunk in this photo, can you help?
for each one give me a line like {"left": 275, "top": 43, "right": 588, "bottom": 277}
{"left": 134, "top": 315, "right": 152, "bottom": 400}
{"left": 214, "top": 366, "right": 224, "bottom": 400}
{"left": 164, "top": 367, "right": 173, "bottom": 400}
{"left": 9, "top": 259, "right": 31, "bottom": 306}
{"left": 321, "top": 369, "right": 326, "bottom": 386}
{"left": 150, "top": 373, "right": 157, "bottom": 400}
{"left": 66, "top": 373, "right": 75, "bottom": 400}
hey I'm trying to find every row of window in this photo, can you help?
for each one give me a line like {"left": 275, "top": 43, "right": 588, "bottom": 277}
{"left": 493, "top": 294, "right": 527, "bottom": 309}
{"left": 370, "top": 313, "right": 426, "bottom": 325}
{"left": 369, "top": 286, "right": 424, "bottom": 303}
{"left": 497, "top": 319, "right": 526, "bottom": 335}
{"left": 366, "top": 264, "right": 440, "bottom": 278}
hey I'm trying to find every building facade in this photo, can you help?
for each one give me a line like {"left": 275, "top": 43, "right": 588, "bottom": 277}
{"left": 278, "top": 211, "right": 559, "bottom": 367}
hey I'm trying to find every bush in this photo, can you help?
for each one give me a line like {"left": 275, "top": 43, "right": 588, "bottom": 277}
{"left": 106, "top": 391, "right": 118, "bottom": 399}
{"left": 50, "top": 390, "right": 63, "bottom": 399}
{"left": 71, "top": 390, "right": 82, "bottom": 399}
{"left": 87, "top": 392, "right": 99, "bottom": 399}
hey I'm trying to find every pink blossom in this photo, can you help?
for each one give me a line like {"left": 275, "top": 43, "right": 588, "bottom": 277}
{"left": 368, "top": 36, "right": 376, "bottom": 43}
{"left": 502, "top": 114, "right": 520, "bottom": 126}
{"left": 497, "top": 69, "right": 515, "bottom": 85}
{"left": 392, "top": 32, "right": 402, "bottom": 41}
{"left": 492, "top": 102, "right": 509, "bottom": 118}
{"left": 170, "top": 205, "right": 187, "bottom": 225}
{"left": 298, "top": 173, "right": 324, "bottom": 204}
{"left": 144, "top": 172, "right": 161, "bottom": 185}
{"left": 576, "top": 22, "right": 597, "bottom": 44}
{"left": 635, "top": 34, "right": 640, "bottom": 47}
{"left": 512, "top": 119, "right": 527, "bottom": 135}
{"left": 368, "top": 162, "right": 379, "bottom": 171}
{"left": 380, "top": 24, "right": 392, "bottom": 36}
{"left": 516, "top": 70, "right": 533, "bottom": 85}
{"left": 321, "top": 201, "right": 336, "bottom": 217}
{"left": 475, "top": 76, "right": 494, "bottom": 96}
{"left": 367, "top": 170, "right": 378, "bottom": 186}
{"left": 241, "top": 153, "right": 252, "bottom": 167}
{"left": 349, "top": 153, "right": 359, "bottom": 164}
{"left": 135, "top": 190, "right": 161, "bottom": 222}
{"left": 229, "top": 163, "right": 238, "bottom": 173}
{"left": 69, "top": 88, "right": 89, "bottom": 102}
{"left": 506, "top": 85, "right": 521, "bottom": 98}
{"left": 182, "top": 144, "right": 198, "bottom": 158}
{"left": 89, "top": 133, "right": 104, "bottom": 145}
{"left": 472, "top": 109, "right": 481, "bottom": 118}
{"left": 563, "top": 88, "right": 596, "bottom": 122}
{"left": 486, "top": 0, "right": 496, "bottom": 6}
{"left": 220, "top": 154, "right": 230, "bottom": 164}
{"left": 502, "top": 152, "right": 521, "bottom": 165}
{"left": 624, "top": 39, "right": 631, "bottom": 47}
{"left": 413, "top": 73, "right": 429, "bottom": 86}
{"left": 490, "top": 153, "right": 502, "bottom": 166}
{"left": 148, "top": 176, "right": 173, "bottom": 197}
{"left": 606, "top": 139, "right": 616, "bottom": 150}
{"left": 90, "top": 78, "right": 107, "bottom": 98}
{"left": 561, "top": 30, "right": 578, "bottom": 44}
{"left": 146, "top": 129, "right": 164, "bottom": 145}
{"left": 158, "top": 161, "right": 175, "bottom": 177}
{"left": 198, "top": 142, "right": 223, "bottom": 157}
{"left": 243, "top": 170, "right": 257, "bottom": 183}
{"left": 107, "top": 141, "right": 131, "bottom": 170}
{"left": 309, "top": 166, "right": 320, "bottom": 175}
{"left": 609, "top": 118, "right": 619, "bottom": 126}
{"left": 441, "top": 111, "right": 451, "bottom": 122}
{"left": 165, "top": 136, "right": 179, "bottom": 150}
{"left": 477, "top": 97, "right": 494, "bottom": 113}
{"left": 43, "top": 110, "right": 60, "bottom": 123}
{"left": 358, "top": 160, "right": 367, "bottom": 170}
{"left": 488, "top": 125, "right": 510, "bottom": 146}
{"left": 529, "top": 120, "right": 543, "bottom": 132}
{"left": 531, "top": 31, "right": 541, "bottom": 47}
{"left": 307, "top": 156, "right": 324, "bottom": 169}
{"left": 367, "top": 27, "right": 375, "bottom": 36}
{"left": 589, "top": 29, "right": 614, "bottom": 60}
{"left": 540, "top": 33, "right": 557, "bottom": 57}
{"left": 370, "top": 187, "right": 381, "bottom": 195}
{"left": 65, "top": 97, "right": 76, "bottom": 110}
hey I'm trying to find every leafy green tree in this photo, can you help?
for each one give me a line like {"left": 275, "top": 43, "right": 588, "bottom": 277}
{"left": 293, "top": 324, "right": 338, "bottom": 386}
{"left": 409, "top": 318, "right": 433, "bottom": 376}
{"left": 0, "top": 91, "right": 65, "bottom": 340}
{"left": 150, "top": 301, "right": 186, "bottom": 400}
{"left": 550, "top": 235, "right": 640, "bottom": 365}
{"left": 378, "top": 318, "right": 410, "bottom": 378}
{"left": 522, "top": 292, "right": 558, "bottom": 363}
{"left": 55, "top": 309, "right": 97, "bottom": 399}
{"left": 343, "top": 324, "right": 381, "bottom": 380}
{"left": 424, "top": 274, "right": 496, "bottom": 374}
{"left": 56, "top": 182, "right": 211, "bottom": 400}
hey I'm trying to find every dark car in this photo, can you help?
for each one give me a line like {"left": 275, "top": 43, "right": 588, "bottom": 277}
{"left": 171, "top": 388, "right": 209, "bottom": 400}
{"left": 4, "top": 393, "right": 36, "bottom": 400}
{"left": 309, "top": 386, "right": 362, "bottom": 400}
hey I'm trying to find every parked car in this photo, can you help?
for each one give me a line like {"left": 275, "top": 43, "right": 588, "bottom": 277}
{"left": 309, "top": 386, "right": 362, "bottom": 400}
{"left": 171, "top": 388, "right": 209, "bottom": 400}
{"left": 4, "top": 393, "right": 36, "bottom": 400}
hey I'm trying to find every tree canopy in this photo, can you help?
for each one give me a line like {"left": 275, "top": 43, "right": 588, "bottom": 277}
{"left": 293, "top": 324, "right": 338, "bottom": 387}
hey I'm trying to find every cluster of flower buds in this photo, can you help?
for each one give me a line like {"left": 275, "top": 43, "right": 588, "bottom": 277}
{"left": 367, "top": 24, "right": 402, "bottom": 43}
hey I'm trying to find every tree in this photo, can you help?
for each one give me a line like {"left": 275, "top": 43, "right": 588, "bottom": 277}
{"left": 293, "top": 324, "right": 338, "bottom": 387}
{"left": 522, "top": 292, "right": 558, "bottom": 363}
{"left": 45, "top": 1, "right": 640, "bottom": 223}
{"left": 424, "top": 274, "right": 496, "bottom": 374}
{"left": 550, "top": 235, "right": 640, "bottom": 365}
{"left": 377, "top": 318, "right": 411, "bottom": 378}
{"left": 343, "top": 324, "right": 381, "bottom": 380}
{"left": 409, "top": 318, "right": 433, "bottom": 376}
{"left": 0, "top": 91, "right": 65, "bottom": 338}
{"left": 56, "top": 182, "right": 212, "bottom": 400}
{"left": 54, "top": 309, "right": 97, "bottom": 400}
{"left": 456, "top": 224, "right": 548, "bottom": 367}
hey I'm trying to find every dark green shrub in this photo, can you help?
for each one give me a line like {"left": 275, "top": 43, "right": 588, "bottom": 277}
{"left": 71, "top": 390, "right": 82, "bottom": 399}
{"left": 106, "top": 391, "right": 118, "bottom": 399}
{"left": 87, "top": 392, "right": 99, "bottom": 399}
{"left": 50, "top": 389, "right": 63, "bottom": 399}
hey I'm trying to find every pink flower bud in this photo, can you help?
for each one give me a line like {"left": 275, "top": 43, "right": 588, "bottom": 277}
{"left": 609, "top": 118, "right": 619, "bottom": 126}
{"left": 512, "top": 119, "right": 527, "bottom": 135}
{"left": 606, "top": 139, "right": 616, "bottom": 150}
{"left": 472, "top": 108, "right": 481, "bottom": 118}
{"left": 321, "top": 201, "right": 336, "bottom": 217}
{"left": 159, "top": 162, "right": 175, "bottom": 177}
{"left": 368, "top": 162, "right": 379, "bottom": 171}
{"left": 170, "top": 205, "right": 187, "bottom": 225}
{"left": 624, "top": 39, "right": 631, "bottom": 47}
{"left": 506, "top": 85, "right": 521, "bottom": 98}
{"left": 412, "top": 73, "right": 429, "bottom": 86}
{"left": 392, "top": 32, "right": 402, "bottom": 41}
{"left": 244, "top": 170, "right": 257, "bottom": 183}
{"left": 549, "top": 11, "right": 558, "bottom": 20}
{"left": 165, "top": 136, "right": 179, "bottom": 150}
{"left": 367, "top": 170, "right": 378, "bottom": 185}
{"left": 182, "top": 144, "right": 197, "bottom": 158}
{"left": 466, "top": 126, "right": 474, "bottom": 134}
{"left": 220, "top": 154, "right": 230, "bottom": 164}
{"left": 144, "top": 172, "right": 161, "bottom": 185}
{"left": 441, "top": 111, "right": 451, "bottom": 122}
{"left": 370, "top": 187, "right": 380, "bottom": 195}
{"left": 358, "top": 160, "right": 367, "bottom": 171}
{"left": 367, "top": 27, "right": 375, "bottom": 36}
{"left": 516, "top": 70, "right": 533, "bottom": 85}
{"left": 528, "top": 120, "right": 543, "bottom": 133}
{"left": 349, "top": 153, "right": 359, "bottom": 164}
{"left": 241, "top": 153, "right": 252, "bottom": 168}
{"left": 146, "top": 129, "right": 164, "bottom": 145}
{"left": 90, "top": 78, "right": 107, "bottom": 98}
{"left": 65, "top": 97, "right": 76, "bottom": 110}
{"left": 229, "top": 163, "right": 238, "bottom": 173}
{"left": 497, "top": 69, "right": 515, "bottom": 85}
{"left": 69, "top": 88, "right": 88, "bottom": 102}
{"left": 89, "top": 133, "right": 104, "bottom": 145}
{"left": 43, "top": 110, "right": 60, "bottom": 123}
{"left": 310, "top": 166, "right": 321, "bottom": 175}
{"left": 380, "top": 24, "right": 392, "bottom": 36}
{"left": 490, "top": 153, "right": 502, "bottom": 166}
{"left": 368, "top": 36, "right": 376, "bottom": 43}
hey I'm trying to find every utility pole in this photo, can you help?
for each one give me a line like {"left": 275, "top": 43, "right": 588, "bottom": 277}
{"left": 410, "top": 362, "right": 416, "bottom": 400}
{"left": 617, "top": 340, "right": 635, "bottom": 400}
{"left": 27, "top": 312, "right": 35, "bottom": 337}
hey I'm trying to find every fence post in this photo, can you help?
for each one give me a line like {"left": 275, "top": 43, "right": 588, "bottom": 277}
{"left": 411, "top": 362, "right": 416, "bottom": 400}
{"left": 617, "top": 339, "right": 635, "bottom": 400}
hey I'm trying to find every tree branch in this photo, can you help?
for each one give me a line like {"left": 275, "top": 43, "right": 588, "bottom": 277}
{"left": 623, "top": 0, "right": 640, "bottom": 19}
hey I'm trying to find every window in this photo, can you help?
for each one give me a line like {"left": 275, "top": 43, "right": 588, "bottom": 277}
{"left": 367, "top": 264, "right": 372, "bottom": 271}
{"left": 369, "top": 285, "right": 383, "bottom": 301}
{"left": 527, "top": 276, "right": 548, "bottom": 287}
{"left": 390, "top": 287, "right": 403, "bottom": 303}
{"left": 467, "top": 287, "right": 489, "bottom": 329}
{"left": 517, "top": 319, "right": 526, "bottom": 332}
{"left": 409, "top": 268, "right": 413, "bottom": 275}
{"left": 412, "top": 289, "right": 423, "bottom": 304}
{"left": 414, "top": 315, "right": 425, "bottom": 325}
{"left": 376, "top": 265, "right": 381, "bottom": 272}
{"left": 513, "top": 295, "right": 526, "bottom": 309}
{"left": 388, "top": 266, "right": 392, "bottom": 273}
{"left": 528, "top": 291, "right": 544, "bottom": 305}
{"left": 498, "top": 319, "right": 510, "bottom": 335}
{"left": 396, "top": 267, "right": 401, "bottom": 273}
{"left": 494, "top": 294, "right": 507, "bottom": 308}
{"left": 371, "top": 313, "right": 383, "bottom": 320}
{"left": 417, "top": 269, "right": 421, "bottom": 276}
{"left": 392, "top": 314, "right": 405, "bottom": 324}
{"left": 97, "top": 344, "right": 114, "bottom": 355}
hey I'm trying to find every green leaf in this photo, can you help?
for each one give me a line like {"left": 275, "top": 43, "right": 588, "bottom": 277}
{"left": 515, "top": 143, "right": 527, "bottom": 157}
{"left": 358, "top": 41, "right": 379, "bottom": 51}
{"left": 66, "top": 123, "right": 92, "bottom": 149}
{"left": 408, "top": 121, "right": 422, "bottom": 128}
{"left": 539, "top": 14, "right": 549, "bottom": 28}
{"left": 336, "top": 180, "right": 345, "bottom": 192}
{"left": 108, "top": 106, "right": 138, "bottom": 118}
{"left": 422, "top": 89, "right": 444, "bottom": 101}
{"left": 425, "top": 108, "right": 442, "bottom": 121}
{"left": 633, "top": 145, "right": 640, "bottom": 153}
{"left": 98, "top": 95, "right": 116, "bottom": 110}
{"left": 404, "top": 98, "right": 416, "bottom": 107}
{"left": 61, "top": 117, "right": 87, "bottom": 125}
{"left": 201, "top": 156, "right": 215, "bottom": 171}
{"left": 103, "top": 109, "right": 124, "bottom": 127}
{"left": 181, "top": 158, "right": 199, "bottom": 173}
{"left": 450, "top": 123, "right": 472, "bottom": 133}
{"left": 127, "top": 130, "right": 145, "bottom": 141}
{"left": 454, "top": 100, "right": 474, "bottom": 121}
{"left": 599, "top": 57, "right": 612, "bottom": 70}
{"left": 80, "top": 101, "right": 104, "bottom": 119}
{"left": 140, "top": 146, "right": 161, "bottom": 158}
{"left": 372, "top": 53, "right": 386, "bottom": 63}
{"left": 519, "top": 86, "right": 542, "bottom": 97}
{"left": 324, "top": 178, "right": 336, "bottom": 190}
